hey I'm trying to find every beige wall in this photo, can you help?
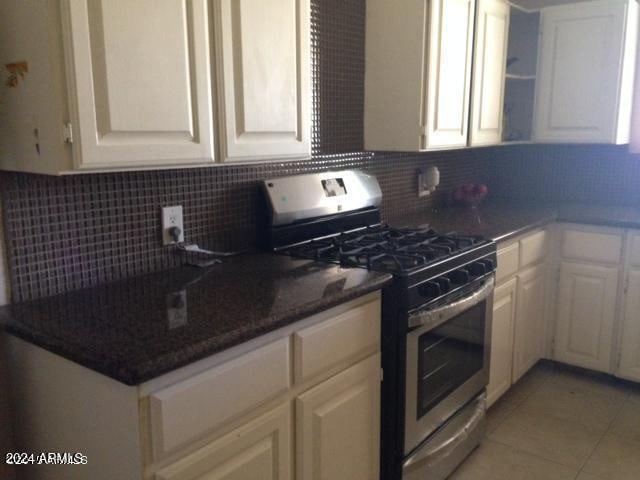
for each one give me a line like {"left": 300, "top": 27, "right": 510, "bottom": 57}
{"left": 0, "top": 200, "right": 15, "bottom": 480}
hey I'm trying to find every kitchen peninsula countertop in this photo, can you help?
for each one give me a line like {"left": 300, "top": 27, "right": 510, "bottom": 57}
{"left": 387, "top": 202, "right": 640, "bottom": 242}
{"left": 0, "top": 254, "right": 391, "bottom": 385}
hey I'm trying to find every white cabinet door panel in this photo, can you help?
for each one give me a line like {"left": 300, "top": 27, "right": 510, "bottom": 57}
{"left": 533, "top": 0, "right": 635, "bottom": 143}
{"left": 488, "top": 278, "right": 517, "bottom": 406}
{"left": 154, "top": 402, "right": 291, "bottom": 480}
{"left": 470, "top": 0, "right": 509, "bottom": 146}
{"left": 554, "top": 262, "right": 618, "bottom": 373}
{"left": 513, "top": 263, "right": 546, "bottom": 382}
{"left": 628, "top": 233, "right": 640, "bottom": 266}
{"left": 296, "top": 354, "right": 380, "bottom": 480}
{"left": 214, "top": 0, "right": 311, "bottom": 161}
{"left": 149, "top": 338, "right": 290, "bottom": 458}
{"left": 63, "top": 0, "right": 214, "bottom": 169}
{"left": 425, "top": 0, "right": 475, "bottom": 149}
{"left": 617, "top": 268, "right": 640, "bottom": 381}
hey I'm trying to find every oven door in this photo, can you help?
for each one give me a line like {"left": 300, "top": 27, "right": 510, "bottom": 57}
{"left": 404, "top": 274, "right": 494, "bottom": 454}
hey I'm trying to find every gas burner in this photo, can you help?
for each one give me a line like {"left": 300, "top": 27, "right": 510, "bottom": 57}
{"left": 280, "top": 224, "right": 487, "bottom": 274}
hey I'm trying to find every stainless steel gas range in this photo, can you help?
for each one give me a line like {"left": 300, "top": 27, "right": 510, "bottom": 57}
{"left": 262, "top": 170, "right": 496, "bottom": 480}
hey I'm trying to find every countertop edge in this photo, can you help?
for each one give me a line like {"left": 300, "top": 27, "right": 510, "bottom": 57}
{"left": 2, "top": 273, "right": 392, "bottom": 386}
{"left": 490, "top": 214, "right": 558, "bottom": 243}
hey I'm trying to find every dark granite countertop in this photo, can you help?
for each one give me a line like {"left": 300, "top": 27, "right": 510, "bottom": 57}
{"left": 387, "top": 202, "right": 640, "bottom": 243}
{"left": 0, "top": 254, "right": 391, "bottom": 385}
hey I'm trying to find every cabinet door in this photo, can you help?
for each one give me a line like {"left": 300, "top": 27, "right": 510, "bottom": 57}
{"left": 513, "top": 263, "right": 547, "bottom": 382}
{"left": 488, "top": 278, "right": 517, "bottom": 407}
{"left": 554, "top": 262, "right": 619, "bottom": 373}
{"left": 617, "top": 268, "right": 640, "bottom": 381}
{"left": 533, "top": 0, "right": 636, "bottom": 143}
{"left": 296, "top": 354, "right": 380, "bottom": 480}
{"left": 424, "top": 0, "right": 475, "bottom": 149}
{"left": 154, "top": 402, "right": 291, "bottom": 480}
{"left": 470, "top": 0, "right": 509, "bottom": 146}
{"left": 62, "top": 0, "right": 214, "bottom": 169}
{"left": 213, "top": 0, "right": 311, "bottom": 162}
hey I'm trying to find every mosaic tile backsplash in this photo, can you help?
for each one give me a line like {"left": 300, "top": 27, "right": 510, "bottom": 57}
{"left": 1, "top": 0, "right": 640, "bottom": 302}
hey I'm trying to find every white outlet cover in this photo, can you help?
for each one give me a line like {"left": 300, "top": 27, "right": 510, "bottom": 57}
{"left": 166, "top": 290, "right": 188, "bottom": 329}
{"left": 161, "top": 205, "right": 184, "bottom": 245}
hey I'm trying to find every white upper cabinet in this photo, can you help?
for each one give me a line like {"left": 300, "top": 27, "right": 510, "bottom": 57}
{"left": 0, "top": 0, "right": 311, "bottom": 173}
{"left": 533, "top": 0, "right": 639, "bottom": 144}
{"left": 365, "top": 0, "right": 476, "bottom": 151}
{"left": 213, "top": 0, "right": 311, "bottom": 162}
{"left": 63, "top": 0, "right": 215, "bottom": 170}
{"left": 470, "top": 0, "right": 510, "bottom": 146}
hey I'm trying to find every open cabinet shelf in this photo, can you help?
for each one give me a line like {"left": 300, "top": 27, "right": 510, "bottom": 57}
{"left": 503, "top": 5, "right": 540, "bottom": 143}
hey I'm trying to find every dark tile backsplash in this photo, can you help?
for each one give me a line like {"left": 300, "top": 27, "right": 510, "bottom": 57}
{"left": 1, "top": 0, "right": 639, "bottom": 302}
{"left": 487, "top": 144, "right": 640, "bottom": 206}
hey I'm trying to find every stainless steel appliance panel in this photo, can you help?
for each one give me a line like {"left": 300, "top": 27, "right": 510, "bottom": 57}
{"left": 402, "top": 393, "right": 486, "bottom": 480}
{"left": 404, "top": 275, "right": 494, "bottom": 454}
{"left": 263, "top": 170, "right": 382, "bottom": 225}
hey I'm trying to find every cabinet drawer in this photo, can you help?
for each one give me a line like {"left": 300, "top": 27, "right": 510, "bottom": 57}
{"left": 562, "top": 228, "right": 622, "bottom": 264}
{"left": 496, "top": 242, "right": 520, "bottom": 283}
{"left": 293, "top": 298, "right": 380, "bottom": 384}
{"left": 629, "top": 233, "right": 640, "bottom": 266}
{"left": 149, "top": 338, "right": 290, "bottom": 458}
{"left": 154, "top": 402, "right": 291, "bottom": 480}
{"left": 519, "top": 230, "right": 548, "bottom": 268}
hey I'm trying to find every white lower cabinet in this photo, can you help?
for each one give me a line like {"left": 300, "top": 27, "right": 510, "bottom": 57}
{"left": 6, "top": 293, "right": 381, "bottom": 480}
{"left": 618, "top": 268, "right": 640, "bottom": 381}
{"left": 512, "top": 263, "right": 547, "bottom": 382}
{"left": 617, "top": 232, "right": 640, "bottom": 381}
{"left": 154, "top": 402, "right": 292, "bottom": 480}
{"left": 296, "top": 354, "right": 380, "bottom": 480}
{"left": 150, "top": 294, "right": 381, "bottom": 480}
{"left": 490, "top": 225, "right": 640, "bottom": 410}
{"left": 487, "top": 278, "right": 517, "bottom": 406}
{"left": 488, "top": 229, "right": 548, "bottom": 405}
{"left": 553, "top": 262, "right": 618, "bottom": 373}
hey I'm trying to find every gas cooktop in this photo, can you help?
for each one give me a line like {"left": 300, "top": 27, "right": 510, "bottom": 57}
{"left": 278, "top": 224, "right": 488, "bottom": 275}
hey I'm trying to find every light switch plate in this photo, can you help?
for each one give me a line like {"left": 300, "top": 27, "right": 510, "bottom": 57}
{"left": 161, "top": 205, "right": 184, "bottom": 245}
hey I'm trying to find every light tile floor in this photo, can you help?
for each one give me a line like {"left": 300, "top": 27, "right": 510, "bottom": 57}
{"left": 451, "top": 363, "right": 640, "bottom": 480}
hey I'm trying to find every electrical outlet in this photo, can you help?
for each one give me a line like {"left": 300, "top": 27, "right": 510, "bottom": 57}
{"left": 166, "top": 290, "right": 188, "bottom": 329}
{"left": 161, "top": 205, "right": 184, "bottom": 245}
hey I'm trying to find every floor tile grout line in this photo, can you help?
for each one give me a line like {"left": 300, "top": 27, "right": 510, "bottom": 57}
{"left": 574, "top": 430, "right": 608, "bottom": 479}
{"left": 486, "top": 437, "right": 583, "bottom": 475}
{"left": 572, "top": 381, "right": 626, "bottom": 480}
{"left": 486, "top": 367, "right": 549, "bottom": 437}
{"left": 478, "top": 365, "right": 639, "bottom": 480}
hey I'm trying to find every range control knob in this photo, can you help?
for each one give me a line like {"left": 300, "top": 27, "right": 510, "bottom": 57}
{"left": 450, "top": 269, "right": 470, "bottom": 284}
{"left": 469, "top": 262, "right": 487, "bottom": 277}
{"left": 419, "top": 281, "right": 441, "bottom": 298}
{"left": 435, "top": 277, "right": 452, "bottom": 294}
{"left": 481, "top": 258, "right": 495, "bottom": 272}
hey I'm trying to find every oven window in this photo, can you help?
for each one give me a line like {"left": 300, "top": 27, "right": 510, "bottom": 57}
{"left": 418, "top": 301, "right": 486, "bottom": 418}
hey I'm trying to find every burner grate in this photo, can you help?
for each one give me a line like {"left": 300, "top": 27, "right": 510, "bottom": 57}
{"left": 279, "top": 225, "right": 486, "bottom": 274}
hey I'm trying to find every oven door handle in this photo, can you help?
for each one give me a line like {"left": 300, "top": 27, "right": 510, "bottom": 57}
{"left": 403, "top": 394, "right": 486, "bottom": 471}
{"left": 408, "top": 274, "right": 495, "bottom": 330}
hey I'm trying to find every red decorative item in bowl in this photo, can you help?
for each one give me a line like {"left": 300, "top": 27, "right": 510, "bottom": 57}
{"left": 453, "top": 183, "right": 488, "bottom": 208}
